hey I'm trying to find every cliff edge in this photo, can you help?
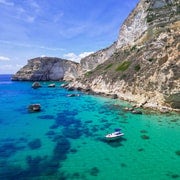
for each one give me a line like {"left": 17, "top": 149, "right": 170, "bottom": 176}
{"left": 68, "top": 0, "right": 180, "bottom": 111}
{"left": 13, "top": 0, "right": 180, "bottom": 111}
{"left": 12, "top": 57, "right": 80, "bottom": 81}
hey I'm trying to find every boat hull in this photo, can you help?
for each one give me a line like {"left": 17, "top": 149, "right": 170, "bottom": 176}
{"left": 105, "top": 133, "right": 124, "bottom": 141}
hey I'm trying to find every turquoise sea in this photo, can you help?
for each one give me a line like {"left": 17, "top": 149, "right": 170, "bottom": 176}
{"left": 0, "top": 74, "right": 179, "bottom": 180}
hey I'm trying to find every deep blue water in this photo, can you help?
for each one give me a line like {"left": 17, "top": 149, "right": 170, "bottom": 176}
{"left": 0, "top": 74, "right": 179, "bottom": 180}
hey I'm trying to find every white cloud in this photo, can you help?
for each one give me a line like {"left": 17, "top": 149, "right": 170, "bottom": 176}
{"left": 15, "top": 6, "right": 36, "bottom": 23}
{"left": 0, "top": 0, "right": 14, "bottom": 6}
{"left": 63, "top": 51, "right": 94, "bottom": 62}
{"left": 63, "top": 53, "right": 79, "bottom": 62}
{"left": 41, "top": 55, "right": 47, "bottom": 57}
{"left": 0, "top": 56, "right": 10, "bottom": 61}
{"left": 79, "top": 52, "right": 94, "bottom": 59}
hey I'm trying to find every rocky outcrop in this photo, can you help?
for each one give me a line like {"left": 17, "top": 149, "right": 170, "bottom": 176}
{"left": 13, "top": 0, "right": 180, "bottom": 111}
{"left": 80, "top": 42, "right": 117, "bottom": 71}
{"left": 67, "top": 0, "right": 180, "bottom": 111}
{"left": 80, "top": 0, "right": 179, "bottom": 72}
{"left": 12, "top": 57, "right": 80, "bottom": 81}
{"left": 32, "top": 82, "right": 42, "bottom": 89}
{"left": 28, "top": 104, "right": 41, "bottom": 112}
{"left": 116, "top": 0, "right": 148, "bottom": 49}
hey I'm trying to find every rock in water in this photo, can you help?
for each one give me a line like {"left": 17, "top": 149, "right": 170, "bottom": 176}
{"left": 32, "top": 82, "right": 41, "bottom": 89}
{"left": 28, "top": 104, "right": 41, "bottom": 112}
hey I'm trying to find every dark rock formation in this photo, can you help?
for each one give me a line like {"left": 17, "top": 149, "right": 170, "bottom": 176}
{"left": 32, "top": 82, "right": 41, "bottom": 89}
{"left": 28, "top": 104, "right": 41, "bottom": 112}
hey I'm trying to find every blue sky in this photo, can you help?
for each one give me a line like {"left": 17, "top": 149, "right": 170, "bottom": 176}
{"left": 0, "top": 0, "right": 139, "bottom": 74}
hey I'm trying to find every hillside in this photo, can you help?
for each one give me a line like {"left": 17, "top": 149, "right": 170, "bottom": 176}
{"left": 69, "top": 0, "right": 180, "bottom": 111}
{"left": 12, "top": 57, "right": 80, "bottom": 81}
{"left": 12, "top": 0, "right": 180, "bottom": 111}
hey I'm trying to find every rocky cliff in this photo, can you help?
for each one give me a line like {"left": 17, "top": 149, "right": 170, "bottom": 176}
{"left": 13, "top": 0, "right": 180, "bottom": 111}
{"left": 12, "top": 57, "right": 80, "bottom": 81}
{"left": 80, "top": 42, "right": 117, "bottom": 72}
{"left": 68, "top": 0, "right": 180, "bottom": 111}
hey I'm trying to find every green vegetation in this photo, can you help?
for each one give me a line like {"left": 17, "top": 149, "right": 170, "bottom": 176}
{"left": 85, "top": 71, "right": 93, "bottom": 77}
{"left": 116, "top": 61, "right": 131, "bottom": 72}
{"left": 130, "top": 45, "right": 137, "bottom": 51}
{"left": 104, "top": 63, "right": 113, "bottom": 70}
{"left": 95, "top": 65, "right": 102, "bottom": 70}
{"left": 134, "top": 64, "right": 141, "bottom": 71}
{"left": 147, "top": 15, "right": 155, "bottom": 23}
{"left": 120, "top": 74, "right": 127, "bottom": 79}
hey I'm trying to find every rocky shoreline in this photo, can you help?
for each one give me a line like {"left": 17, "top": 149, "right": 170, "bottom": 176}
{"left": 61, "top": 82, "right": 180, "bottom": 113}
{"left": 12, "top": 0, "right": 180, "bottom": 113}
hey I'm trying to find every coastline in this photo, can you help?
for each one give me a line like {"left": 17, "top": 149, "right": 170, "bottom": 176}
{"left": 62, "top": 81, "right": 180, "bottom": 113}
{"left": 10, "top": 70, "right": 180, "bottom": 113}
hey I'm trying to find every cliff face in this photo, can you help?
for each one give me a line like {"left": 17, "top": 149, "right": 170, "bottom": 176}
{"left": 80, "top": 0, "right": 179, "bottom": 71}
{"left": 13, "top": 0, "right": 180, "bottom": 111}
{"left": 12, "top": 57, "right": 80, "bottom": 81}
{"left": 116, "top": 0, "right": 149, "bottom": 49}
{"left": 80, "top": 42, "right": 117, "bottom": 72}
{"left": 69, "top": 0, "right": 180, "bottom": 110}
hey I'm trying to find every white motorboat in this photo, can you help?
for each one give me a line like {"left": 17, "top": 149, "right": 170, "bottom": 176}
{"left": 105, "top": 129, "right": 124, "bottom": 140}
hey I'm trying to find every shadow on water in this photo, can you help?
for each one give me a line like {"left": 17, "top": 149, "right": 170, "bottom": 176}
{"left": 97, "top": 137, "right": 127, "bottom": 148}
{"left": 54, "top": 110, "right": 80, "bottom": 128}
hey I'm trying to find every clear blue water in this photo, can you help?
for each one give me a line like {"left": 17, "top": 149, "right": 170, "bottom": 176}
{"left": 0, "top": 74, "right": 179, "bottom": 180}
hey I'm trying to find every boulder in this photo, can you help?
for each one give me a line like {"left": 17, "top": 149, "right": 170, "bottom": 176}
{"left": 28, "top": 104, "right": 41, "bottom": 112}
{"left": 32, "top": 82, "right": 41, "bottom": 89}
{"left": 132, "top": 110, "right": 142, "bottom": 114}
